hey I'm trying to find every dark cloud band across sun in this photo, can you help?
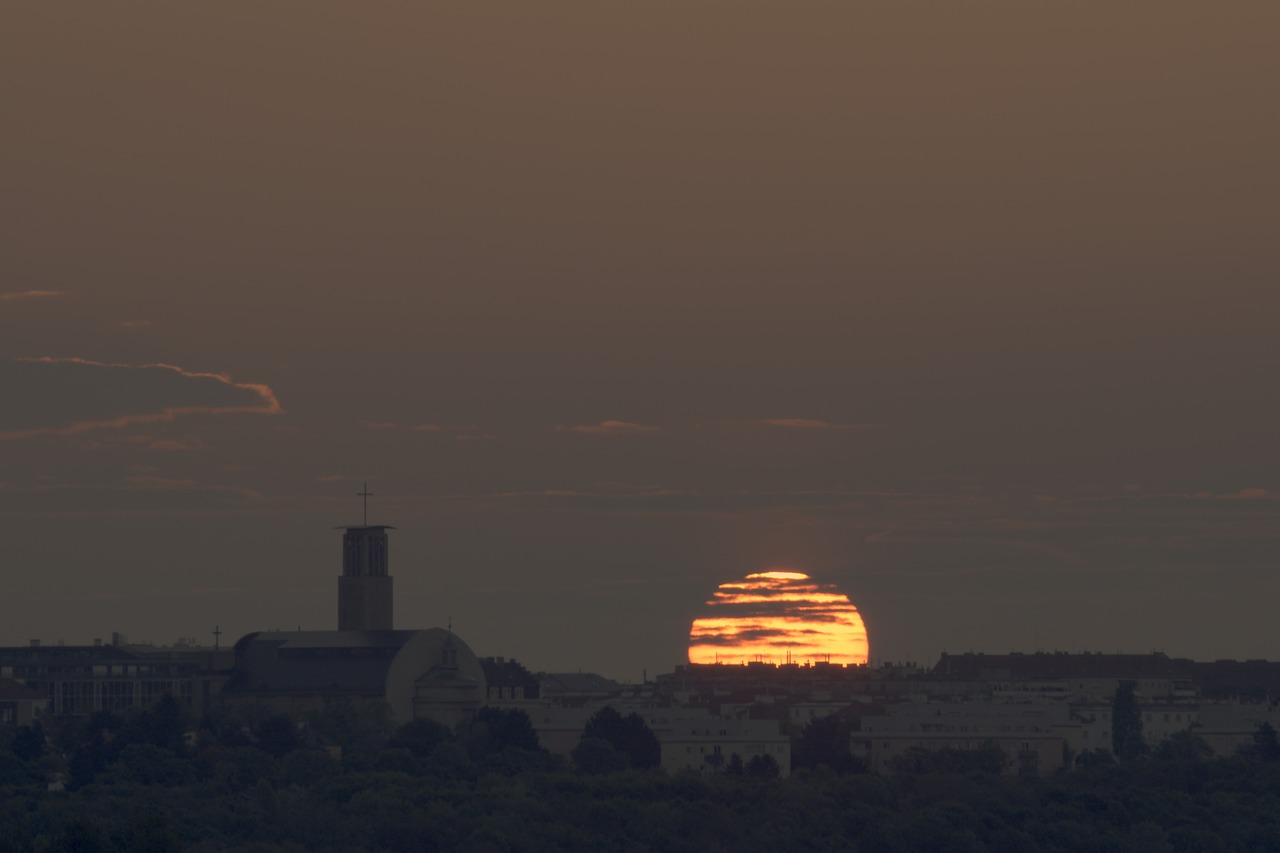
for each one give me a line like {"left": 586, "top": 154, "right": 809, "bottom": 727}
{"left": 0, "top": 357, "right": 282, "bottom": 440}
{"left": 688, "top": 571, "right": 869, "bottom": 666}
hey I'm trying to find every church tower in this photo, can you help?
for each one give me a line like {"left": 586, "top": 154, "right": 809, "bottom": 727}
{"left": 337, "top": 484, "right": 395, "bottom": 631}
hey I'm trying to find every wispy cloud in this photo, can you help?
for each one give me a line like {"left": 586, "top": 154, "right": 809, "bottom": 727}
{"left": 758, "top": 418, "right": 874, "bottom": 430}
{"left": 0, "top": 357, "right": 283, "bottom": 441}
{"left": 0, "top": 290, "right": 65, "bottom": 302}
{"left": 144, "top": 437, "right": 206, "bottom": 451}
{"left": 560, "top": 419, "right": 660, "bottom": 435}
{"left": 122, "top": 476, "right": 197, "bottom": 488}
{"left": 361, "top": 421, "right": 491, "bottom": 440}
{"left": 122, "top": 435, "right": 207, "bottom": 452}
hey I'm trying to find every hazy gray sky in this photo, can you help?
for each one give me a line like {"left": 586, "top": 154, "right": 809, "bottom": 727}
{"left": 2, "top": 3, "right": 1278, "bottom": 678}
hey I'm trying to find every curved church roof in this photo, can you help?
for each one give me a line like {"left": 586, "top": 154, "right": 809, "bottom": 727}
{"left": 224, "top": 627, "right": 486, "bottom": 724}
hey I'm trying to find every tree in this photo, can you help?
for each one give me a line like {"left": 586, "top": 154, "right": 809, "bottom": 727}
{"left": 458, "top": 707, "right": 541, "bottom": 761}
{"left": 1076, "top": 748, "right": 1116, "bottom": 768}
{"left": 580, "top": 707, "right": 660, "bottom": 770}
{"left": 0, "top": 752, "right": 31, "bottom": 786}
{"left": 1152, "top": 730, "right": 1211, "bottom": 763}
{"left": 9, "top": 724, "right": 44, "bottom": 761}
{"left": 306, "top": 697, "right": 393, "bottom": 767}
{"left": 724, "top": 753, "right": 745, "bottom": 775}
{"left": 387, "top": 717, "right": 455, "bottom": 758}
{"left": 255, "top": 714, "right": 304, "bottom": 759}
{"left": 110, "top": 812, "right": 181, "bottom": 853}
{"left": 1111, "top": 681, "right": 1146, "bottom": 762}
{"left": 1251, "top": 722, "right": 1280, "bottom": 763}
{"left": 793, "top": 714, "right": 863, "bottom": 773}
{"left": 888, "top": 743, "right": 1006, "bottom": 775}
{"left": 746, "top": 754, "right": 781, "bottom": 778}
{"left": 110, "top": 742, "right": 195, "bottom": 786}
{"left": 44, "top": 819, "right": 111, "bottom": 853}
{"left": 572, "top": 737, "right": 630, "bottom": 775}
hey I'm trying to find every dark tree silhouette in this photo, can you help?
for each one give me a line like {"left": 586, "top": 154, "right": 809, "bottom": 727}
{"left": 254, "top": 714, "right": 304, "bottom": 758}
{"left": 1253, "top": 721, "right": 1280, "bottom": 763}
{"left": 792, "top": 714, "right": 863, "bottom": 773}
{"left": 572, "top": 736, "right": 630, "bottom": 775}
{"left": 123, "top": 694, "right": 188, "bottom": 754}
{"left": 387, "top": 717, "right": 455, "bottom": 758}
{"left": 1111, "top": 681, "right": 1146, "bottom": 762}
{"left": 459, "top": 707, "right": 542, "bottom": 761}
{"left": 1152, "top": 730, "right": 1211, "bottom": 763}
{"left": 10, "top": 723, "right": 44, "bottom": 761}
{"left": 888, "top": 743, "right": 1007, "bottom": 775}
{"left": 580, "top": 707, "right": 660, "bottom": 769}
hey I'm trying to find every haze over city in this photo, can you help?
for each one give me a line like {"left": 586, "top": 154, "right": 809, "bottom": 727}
{"left": 3, "top": 3, "right": 1278, "bottom": 680}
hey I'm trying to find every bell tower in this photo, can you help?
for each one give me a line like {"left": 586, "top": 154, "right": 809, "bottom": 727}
{"left": 337, "top": 484, "right": 395, "bottom": 631}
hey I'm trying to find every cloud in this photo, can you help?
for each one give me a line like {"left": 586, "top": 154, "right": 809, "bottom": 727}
{"left": 758, "top": 418, "right": 874, "bottom": 430}
{"left": 146, "top": 437, "right": 206, "bottom": 451}
{"left": 559, "top": 419, "right": 660, "bottom": 435}
{"left": 0, "top": 357, "right": 283, "bottom": 440}
{"left": 362, "top": 421, "right": 490, "bottom": 439}
{"left": 120, "top": 319, "right": 152, "bottom": 330}
{"left": 121, "top": 476, "right": 197, "bottom": 488}
{"left": 0, "top": 290, "right": 64, "bottom": 302}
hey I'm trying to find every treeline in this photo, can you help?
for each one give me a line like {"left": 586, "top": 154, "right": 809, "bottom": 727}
{"left": 2, "top": 700, "right": 1280, "bottom": 851}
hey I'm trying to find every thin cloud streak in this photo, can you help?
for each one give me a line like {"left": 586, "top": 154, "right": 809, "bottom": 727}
{"left": 758, "top": 418, "right": 874, "bottom": 430}
{"left": 361, "top": 421, "right": 483, "bottom": 435}
{"left": 0, "top": 290, "right": 65, "bottom": 302}
{"left": 560, "top": 420, "right": 660, "bottom": 435}
{"left": 0, "top": 357, "right": 283, "bottom": 440}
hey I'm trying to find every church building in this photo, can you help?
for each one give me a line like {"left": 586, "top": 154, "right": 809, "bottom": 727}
{"left": 222, "top": 497, "right": 486, "bottom": 728}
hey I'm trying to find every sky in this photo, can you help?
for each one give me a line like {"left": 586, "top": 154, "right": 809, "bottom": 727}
{"left": 2, "top": 3, "right": 1278, "bottom": 680}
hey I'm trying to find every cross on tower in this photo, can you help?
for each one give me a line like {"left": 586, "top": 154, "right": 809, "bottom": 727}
{"left": 212, "top": 625, "right": 222, "bottom": 650}
{"left": 358, "top": 483, "right": 373, "bottom": 526}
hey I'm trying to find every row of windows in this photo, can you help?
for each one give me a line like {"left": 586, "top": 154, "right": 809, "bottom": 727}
{"left": 37, "top": 680, "right": 198, "bottom": 714}
{"left": 7, "top": 664, "right": 192, "bottom": 679}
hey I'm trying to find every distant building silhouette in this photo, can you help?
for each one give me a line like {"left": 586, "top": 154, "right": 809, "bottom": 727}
{"left": 0, "top": 677, "right": 49, "bottom": 725}
{"left": 222, "top": 627, "right": 484, "bottom": 728}
{"left": 337, "top": 525, "right": 394, "bottom": 631}
{"left": 0, "top": 638, "right": 231, "bottom": 717}
{"left": 222, "top": 508, "right": 486, "bottom": 728}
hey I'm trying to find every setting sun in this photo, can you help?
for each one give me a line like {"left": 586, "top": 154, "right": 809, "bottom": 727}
{"left": 688, "top": 571, "right": 869, "bottom": 666}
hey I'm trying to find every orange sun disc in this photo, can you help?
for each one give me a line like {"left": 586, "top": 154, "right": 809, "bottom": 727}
{"left": 688, "top": 571, "right": 869, "bottom": 666}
